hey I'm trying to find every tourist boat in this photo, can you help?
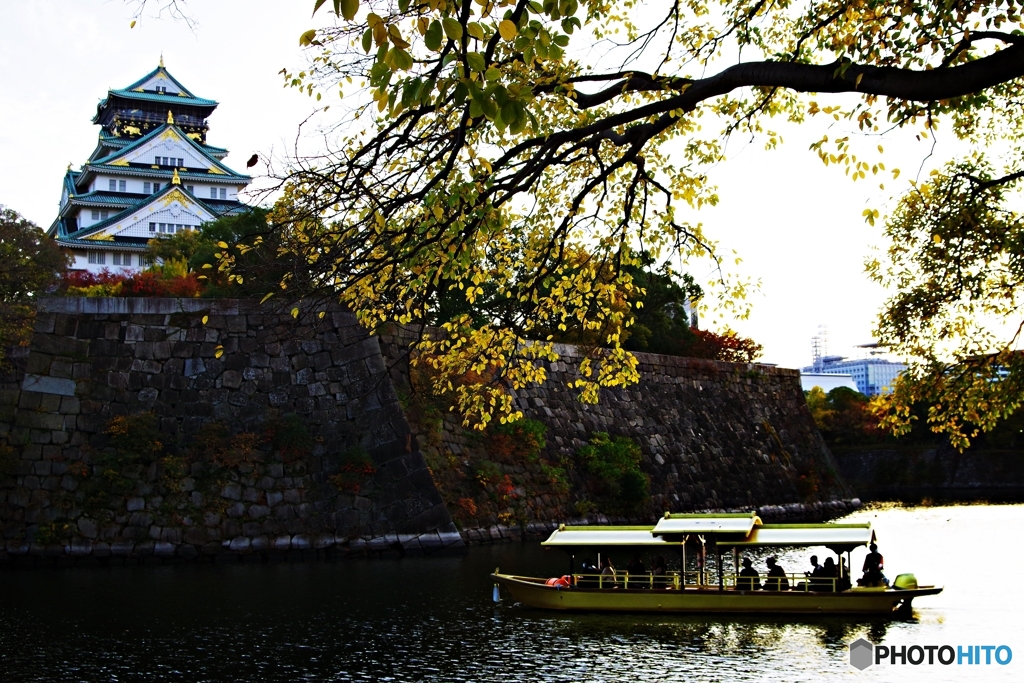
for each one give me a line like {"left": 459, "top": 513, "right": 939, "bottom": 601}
{"left": 492, "top": 512, "right": 942, "bottom": 615}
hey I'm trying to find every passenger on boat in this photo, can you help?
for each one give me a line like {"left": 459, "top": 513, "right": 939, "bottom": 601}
{"left": 625, "top": 552, "right": 647, "bottom": 588}
{"left": 805, "top": 555, "right": 824, "bottom": 591}
{"left": 738, "top": 557, "right": 761, "bottom": 591}
{"left": 579, "top": 559, "right": 598, "bottom": 587}
{"left": 764, "top": 557, "right": 790, "bottom": 591}
{"left": 820, "top": 557, "right": 838, "bottom": 592}
{"left": 651, "top": 555, "right": 669, "bottom": 588}
{"left": 838, "top": 557, "right": 852, "bottom": 591}
{"left": 600, "top": 556, "right": 618, "bottom": 587}
{"left": 859, "top": 543, "right": 886, "bottom": 587}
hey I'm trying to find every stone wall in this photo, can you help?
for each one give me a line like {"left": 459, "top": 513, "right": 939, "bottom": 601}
{"left": 0, "top": 298, "right": 460, "bottom": 565}
{"left": 378, "top": 329, "right": 856, "bottom": 541}
{"left": 0, "top": 298, "right": 857, "bottom": 564}
{"left": 833, "top": 445, "right": 1024, "bottom": 502}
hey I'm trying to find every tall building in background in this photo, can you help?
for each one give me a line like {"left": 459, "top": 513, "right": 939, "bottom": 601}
{"left": 48, "top": 60, "right": 251, "bottom": 273}
{"left": 801, "top": 331, "right": 906, "bottom": 397}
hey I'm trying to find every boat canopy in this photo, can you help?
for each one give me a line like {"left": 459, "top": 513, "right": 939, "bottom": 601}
{"left": 652, "top": 512, "right": 761, "bottom": 536}
{"left": 718, "top": 524, "right": 876, "bottom": 552}
{"left": 541, "top": 515, "right": 875, "bottom": 551}
{"left": 541, "top": 527, "right": 676, "bottom": 548}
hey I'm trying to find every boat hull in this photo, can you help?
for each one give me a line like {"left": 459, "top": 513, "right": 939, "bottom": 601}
{"left": 494, "top": 574, "right": 942, "bottom": 615}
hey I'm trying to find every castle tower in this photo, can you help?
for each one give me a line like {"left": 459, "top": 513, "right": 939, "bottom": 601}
{"left": 48, "top": 62, "right": 251, "bottom": 272}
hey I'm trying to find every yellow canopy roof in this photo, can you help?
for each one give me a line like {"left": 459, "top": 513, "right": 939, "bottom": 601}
{"left": 540, "top": 516, "right": 875, "bottom": 551}
{"left": 718, "top": 524, "right": 875, "bottom": 550}
{"left": 541, "top": 527, "right": 676, "bottom": 547}
{"left": 652, "top": 512, "right": 761, "bottom": 536}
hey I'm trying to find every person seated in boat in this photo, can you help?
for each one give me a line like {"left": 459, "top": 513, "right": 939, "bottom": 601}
{"left": 820, "top": 557, "right": 838, "bottom": 592}
{"left": 651, "top": 555, "right": 670, "bottom": 589}
{"left": 737, "top": 557, "right": 761, "bottom": 591}
{"left": 859, "top": 543, "right": 886, "bottom": 587}
{"left": 600, "top": 556, "right": 618, "bottom": 588}
{"left": 579, "top": 558, "right": 598, "bottom": 587}
{"left": 764, "top": 557, "right": 790, "bottom": 591}
{"left": 805, "top": 555, "right": 824, "bottom": 590}
{"left": 626, "top": 552, "right": 647, "bottom": 588}
{"left": 838, "top": 557, "right": 852, "bottom": 591}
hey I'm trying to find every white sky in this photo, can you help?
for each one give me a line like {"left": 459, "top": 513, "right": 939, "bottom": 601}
{"left": 0, "top": 1, "right": 961, "bottom": 369}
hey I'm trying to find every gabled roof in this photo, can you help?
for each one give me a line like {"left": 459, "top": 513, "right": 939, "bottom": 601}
{"left": 63, "top": 183, "right": 221, "bottom": 242}
{"left": 102, "top": 89, "right": 219, "bottom": 108}
{"left": 108, "top": 65, "right": 217, "bottom": 106}
{"left": 121, "top": 65, "right": 211, "bottom": 101}
{"left": 95, "top": 129, "right": 229, "bottom": 160}
{"left": 92, "top": 65, "right": 218, "bottom": 124}
{"left": 76, "top": 124, "right": 249, "bottom": 190}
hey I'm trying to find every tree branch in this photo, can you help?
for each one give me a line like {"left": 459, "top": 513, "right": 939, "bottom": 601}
{"left": 573, "top": 42, "right": 1024, "bottom": 110}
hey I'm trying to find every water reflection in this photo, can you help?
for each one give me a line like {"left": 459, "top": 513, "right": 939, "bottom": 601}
{"left": 0, "top": 504, "right": 1020, "bottom": 682}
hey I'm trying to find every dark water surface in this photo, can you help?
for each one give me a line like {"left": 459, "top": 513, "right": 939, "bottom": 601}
{"left": 1, "top": 504, "right": 1021, "bottom": 682}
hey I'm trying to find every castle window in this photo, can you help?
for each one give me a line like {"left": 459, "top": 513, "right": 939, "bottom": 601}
{"left": 88, "top": 252, "right": 106, "bottom": 265}
{"left": 100, "top": 210, "right": 109, "bottom": 220}
{"left": 153, "top": 183, "right": 161, "bottom": 192}
{"left": 91, "top": 210, "right": 99, "bottom": 220}
{"left": 109, "top": 179, "right": 116, "bottom": 191}
{"left": 118, "top": 180, "right": 126, "bottom": 192}
{"left": 112, "top": 253, "right": 122, "bottom": 266}
{"left": 186, "top": 185, "right": 194, "bottom": 194}
{"left": 154, "top": 156, "right": 161, "bottom": 166}
{"left": 177, "top": 158, "right": 184, "bottom": 167}
{"left": 219, "top": 188, "right": 227, "bottom": 200}
{"left": 149, "top": 222, "right": 156, "bottom": 232}
{"left": 144, "top": 182, "right": 151, "bottom": 193}
{"left": 142, "top": 256, "right": 153, "bottom": 267}
{"left": 210, "top": 187, "right": 217, "bottom": 199}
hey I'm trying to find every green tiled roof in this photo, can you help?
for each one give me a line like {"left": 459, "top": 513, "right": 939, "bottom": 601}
{"left": 118, "top": 65, "right": 218, "bottom": 105}
{"left": 63, "top": 183, "right": 237, "bottom": 242}
{"left": 104, "top": 89, "right": 218, "bottom": 108}
{"left": 86, "top": 123, "right": 249, "bottom": 181}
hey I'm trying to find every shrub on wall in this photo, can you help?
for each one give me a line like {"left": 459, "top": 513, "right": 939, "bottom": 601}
{"left": 327, "top": 446, "right": 376, "bottom": 494}
{"left": 62, "top": 268, "right": 202, "bottom": 298}
{"left": 576, "top": 432, "right": 650, "bottom": 514}
{"left": 483, "top": 418, "right": 547, "bottom": 463}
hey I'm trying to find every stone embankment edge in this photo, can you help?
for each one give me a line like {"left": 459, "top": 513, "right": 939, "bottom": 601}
{"left": 458, "top": 498, "right": 863, "bottom": 544}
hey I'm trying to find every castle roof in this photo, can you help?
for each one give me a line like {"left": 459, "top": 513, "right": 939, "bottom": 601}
{"left": 74, "top": 123, "right": 250, "bottom": 191}
{"left": 92, "top": 65, "right": 218, "bottom": 124}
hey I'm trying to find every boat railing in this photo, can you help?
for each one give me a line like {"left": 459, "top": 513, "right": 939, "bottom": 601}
{"left": 569, "top": 572, "right": 846, "bottom": 592}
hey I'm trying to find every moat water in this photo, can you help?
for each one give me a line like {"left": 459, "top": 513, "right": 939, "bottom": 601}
{"left": 1, "top": 503, "right": 1020, "bottom": 682}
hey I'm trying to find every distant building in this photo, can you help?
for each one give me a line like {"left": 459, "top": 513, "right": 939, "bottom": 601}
{"left": 800, "top": 357, "right": 906, "bottom": 397}
{"left": 48, "top": 60, "right": 251, "bottom": 273}
{"left": 799, "top": 373, "right": 858, "bottom": 393}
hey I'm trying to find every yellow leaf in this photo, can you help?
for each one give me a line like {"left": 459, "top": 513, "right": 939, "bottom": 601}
{"left": 214, "top": 345, "right": 224, "bottom": 359}
{"left": 933, "top": 234, "right": 942, "bottom": 243}
{"left": 130, "top": 20, "right": 137, "bottom": 28}
{"left": 498, "top": 20, "right": 517, "bottom": 40}
{"left": 260, "top": 292, "right": 275, "bottom": 304}
{"left": 291, "top": 307, "right": 300, "bottom": 319}
{"left": 201, "top": 315, "right": 209, "bottom": 325}
{"left": 217, "top": 241, "right": 228, "bottom": 249}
